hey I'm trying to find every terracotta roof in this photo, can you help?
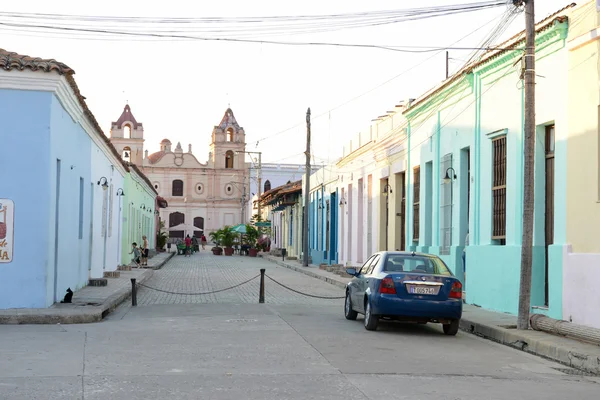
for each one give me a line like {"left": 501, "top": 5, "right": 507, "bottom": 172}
{"left": 218, "top": 108, "right": 241, "bottom": 130}
{"left": 0, "top": 48, "right": 73, "bottom": 74}
{"left": 0, "top": 48, "right": 158, "bottom": 196}
{"left": 112, "top": 104, "right": 142, "bottom": 129}
{"left": 148, "top": 151, "right": 167, "bottom": 164}
{"left": 156, "top": 196, "right": 168, "bottom": 208}
{"left": 259, "top": 180, "right": 302, "bottom": 205}
{"left": 126, "top": 162, "right": 158, "bottom": 195}
{"left": 405, "top": 3, "right": 576, "bottom": 113}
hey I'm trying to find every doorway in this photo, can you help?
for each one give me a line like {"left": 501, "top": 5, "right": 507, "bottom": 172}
{"left": 395, "top": 172, "right": 406, "bottom": 251}
{"left": 544, "top": 125, "right": 555, "bottom": 306}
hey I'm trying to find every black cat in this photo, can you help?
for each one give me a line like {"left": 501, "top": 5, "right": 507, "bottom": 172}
{"left": 60, "top": 288, "right": 73, "bottom": 304}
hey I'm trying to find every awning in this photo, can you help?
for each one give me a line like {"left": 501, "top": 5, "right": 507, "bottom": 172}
{"left": 157, "top": 196, "right": 168, "bottom": 208}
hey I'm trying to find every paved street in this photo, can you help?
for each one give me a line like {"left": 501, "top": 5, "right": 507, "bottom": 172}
{"left": 1, "top": 251, "right": 599, "bottom": 399}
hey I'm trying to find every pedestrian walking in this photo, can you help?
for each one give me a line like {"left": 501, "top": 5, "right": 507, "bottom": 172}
{"left": 185, "top": 234, "right": 192, "bottom": 257}
{"left": 129, "top": 242, "right": 142, "bottom": 268}
{"left": 201, "top": 234, "right": 207, "bottom": 250}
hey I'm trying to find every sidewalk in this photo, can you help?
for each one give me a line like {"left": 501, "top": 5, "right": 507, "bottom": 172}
{"left": 0, "top": 252, "right": 173, "bottom": 325}
{"left": 263, "top": 255, "right": 600, "bottom": 375}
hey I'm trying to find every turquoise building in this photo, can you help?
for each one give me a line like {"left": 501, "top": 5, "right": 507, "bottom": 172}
{"left": 404, "top": 10, "right": 570, "bottom": 318}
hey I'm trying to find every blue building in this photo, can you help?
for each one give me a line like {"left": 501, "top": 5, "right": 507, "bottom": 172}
{"left": 0, "top": 49, "right": 134, "bottom": 308}
{"left": 306, "top": 167, "right": 339, "bottom": 265}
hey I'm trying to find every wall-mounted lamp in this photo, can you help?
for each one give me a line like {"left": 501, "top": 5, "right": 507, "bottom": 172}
{"left": 383, "top": 183, "right": 393, "bottom": 195}
{"left": 97, "top": 177, "right": 109, "bottom": 190}
{"left": 339, "top": 197, "right": 347, "bottom": 206}
{"left": 140, "top": 203, "right": 146, "bottom": 210}
{"left": 443, "top": 167, "right": 457, "bottom": 184}
{"left": 116, "top": 188, "right": 125, "bottom": 196}
{"left": 154, "top": 210, "right": 160, "bottom": 215}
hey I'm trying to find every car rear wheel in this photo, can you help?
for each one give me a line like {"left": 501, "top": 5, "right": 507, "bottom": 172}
{"left": 364, "top": 300, "right": 379, "bottom": 331}
{"left": 344, "top": 291, "right": 358, "bottom": 320}
{"left": 443, "top": 319, "right": 460, "bottom": 336}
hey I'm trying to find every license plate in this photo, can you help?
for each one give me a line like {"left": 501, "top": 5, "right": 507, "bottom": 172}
{"left": 407, "top": 285, "right": 438, "bottom": 295}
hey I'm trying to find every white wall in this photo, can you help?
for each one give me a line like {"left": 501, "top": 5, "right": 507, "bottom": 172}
{"left": 563, "top": 248, "right": 600, "bottom": 329}
{"left": 90, "top": 147, "right": 126, "bottom": 278}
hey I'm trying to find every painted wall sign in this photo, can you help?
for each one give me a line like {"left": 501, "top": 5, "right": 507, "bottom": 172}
{"left": 0, "top": 199, "right": 14, "bottom": 263}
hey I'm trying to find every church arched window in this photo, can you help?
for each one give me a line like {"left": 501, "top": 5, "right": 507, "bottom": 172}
{"left": 225, "top": 151, "right": 234, "bottom": 169}
{"left": 172, "top": 179, "right": 183, "bottom": 196}
{"left": 227, "top": 128, "right": 234, "bottom": 142}
{"left": 124, "top": 124, "right": 132, "bottom": 139}
{"left": 264, "top": 180, "right": 271, "bottom": 192}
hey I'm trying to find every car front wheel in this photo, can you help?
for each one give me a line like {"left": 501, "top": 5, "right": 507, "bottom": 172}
{"left": 443, "top": 319, "right": 460, "bottom": 336}
{"left": 364, "top": 300, "right": 379, "bottom": 331}
{"left": 344, "top": 291, "right": 358, "bottom": 320}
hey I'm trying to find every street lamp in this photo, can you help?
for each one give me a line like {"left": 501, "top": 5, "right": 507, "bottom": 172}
{"left": 383, "top": 183, "right": 392, "bottom": 250}
{"left": 97, "top": 177, "right": 109, "bottom": 190}
{"left": 444, "top": 167, "right": 457, "bottom": 184}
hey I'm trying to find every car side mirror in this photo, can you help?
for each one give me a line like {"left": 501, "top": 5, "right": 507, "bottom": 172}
{"left": 346, "top": 268, "right": 357, "bottom": 276}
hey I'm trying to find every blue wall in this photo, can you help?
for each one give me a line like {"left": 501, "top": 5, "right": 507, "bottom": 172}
{"left": 0, "top": 90, "right": 52, "bottom": 308}
{"left": 0, "top": 90, "right": 96, "bottom": 309}
{"left": 48, "top": 95, "right": 93, "bottom": 305}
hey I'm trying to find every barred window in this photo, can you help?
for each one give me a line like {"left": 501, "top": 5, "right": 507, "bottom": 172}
{"left": 413, "top": 166, "right": 420, "bottom": 242}
{"left": 492, "top": 136, "right": 507, "bottom": 241}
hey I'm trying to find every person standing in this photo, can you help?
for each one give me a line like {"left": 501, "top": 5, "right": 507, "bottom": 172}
{"left": 185, "top": 234, "right": 192, "bottom": 257}
{"left": 200, "top": 234, "right": 207, "bottom": 250}
{"left": 141, "top": 235, "right": 149, "bottom": 266}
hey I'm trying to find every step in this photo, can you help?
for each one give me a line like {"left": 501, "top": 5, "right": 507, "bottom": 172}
{"left": 103, "top": 271, "right": 121, "bottom": 278}
{"left": 88, "top": 278, "right": 108, "bottom": 287}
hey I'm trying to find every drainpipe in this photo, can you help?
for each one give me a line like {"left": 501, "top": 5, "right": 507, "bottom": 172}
{"left": 530, "top": 314, "right": 600, "bottom": 345}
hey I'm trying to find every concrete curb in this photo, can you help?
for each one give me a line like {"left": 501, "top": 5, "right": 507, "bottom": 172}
{"left": 264, "top": 256, "right": 347, "bottom": 290}
{"left": 0, "top": 269, "right": 154, "bottom": 325}
{"left": 459, "top": 318, "right": 600, "bottom": 375}
{"left": 151, "top": 252, "right": 175, "bottom": 270}
{"left": 265, "top": 255, "right": 600, "bottom": 375}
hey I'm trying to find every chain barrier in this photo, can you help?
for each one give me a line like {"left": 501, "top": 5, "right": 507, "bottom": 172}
{"left": 265, "top": 274, "right": 345, "bottom": 299}
{"left": 136, "top": 274, "right": 260, "bottom": 296}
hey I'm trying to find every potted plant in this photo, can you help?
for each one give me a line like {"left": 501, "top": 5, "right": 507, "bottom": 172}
{"left": 156, "top": 221, "right": 168, "bottom": 252}
{"left": 209, "top": 229, "right": 223, "bottom": 255}
{"left": 245, "top": 224, "right": 259, "bottom": 257}
{"left": 220, "top": 226, "right": 236, "bottom": 256}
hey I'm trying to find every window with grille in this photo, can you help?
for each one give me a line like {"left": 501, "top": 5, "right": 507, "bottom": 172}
{"left": 172, "top": 179, "right": 183, "bottom": 196}
{"left": 413, "top": 166, "right": 420, "bottom": 242}
{"left": 440, "top": 154, "right": 453, "bottom": 255}
{"left": 492, "top": 136, "right": 507, "bottom": 241}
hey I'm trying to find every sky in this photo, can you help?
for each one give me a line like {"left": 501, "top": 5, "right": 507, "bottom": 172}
{"left": 1, "top": 0, "right": 572, "bottom": 165}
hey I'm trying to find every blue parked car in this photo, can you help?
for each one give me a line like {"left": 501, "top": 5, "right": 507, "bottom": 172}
{"left": 344, "top": 251, "right": 463, "bottom": 335}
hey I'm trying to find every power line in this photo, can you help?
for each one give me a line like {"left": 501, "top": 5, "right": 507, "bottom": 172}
{"left": 253, "top": 9, "right": 511, "bottom": 146}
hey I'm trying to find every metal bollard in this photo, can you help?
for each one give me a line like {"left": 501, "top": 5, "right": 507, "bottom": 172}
{"left": 282, "top": 248, "right": 287, "bottom": 261}
{"left": 259, "top": 269, "right": 265, "bottom": 304}
{"left": 131, "top": 278, "right": 137, "bottom": 307}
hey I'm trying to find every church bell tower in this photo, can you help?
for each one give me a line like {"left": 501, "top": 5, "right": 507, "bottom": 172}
{"left": 109, "top": 104, "right": 145, "bottom": 165}
{"left": 209, "top": 108, "right": 246, "bottom": 169}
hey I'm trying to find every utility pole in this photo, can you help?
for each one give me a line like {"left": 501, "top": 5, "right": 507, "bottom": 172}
{"left": 303, "top": 108, "right": 311, "bottom": 267}
{"left": 257, "top": 152, "right": 262, "bottom": 221}
{"left": 445, "top": 51, "right": 449, "bottom": 79}
{"left": 517, "top": 0, "right": 535, "bottom": 330}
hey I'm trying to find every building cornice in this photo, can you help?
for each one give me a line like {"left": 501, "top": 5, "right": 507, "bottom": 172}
{"left": 0, "top": 69, "right": 128, "bottom": 176}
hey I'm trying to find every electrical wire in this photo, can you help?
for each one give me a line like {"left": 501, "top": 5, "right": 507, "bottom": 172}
{"left": 253, "top": 8, "right": 512, "bottom": 147}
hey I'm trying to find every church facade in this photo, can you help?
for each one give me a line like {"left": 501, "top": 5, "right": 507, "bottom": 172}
{"left": 110, "top": 106, "right": 249, "bottom": 240}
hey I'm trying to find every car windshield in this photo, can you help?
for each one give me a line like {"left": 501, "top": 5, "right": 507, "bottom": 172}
{"left": 382, "top": 254, "right": 452, "bottom": 276}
